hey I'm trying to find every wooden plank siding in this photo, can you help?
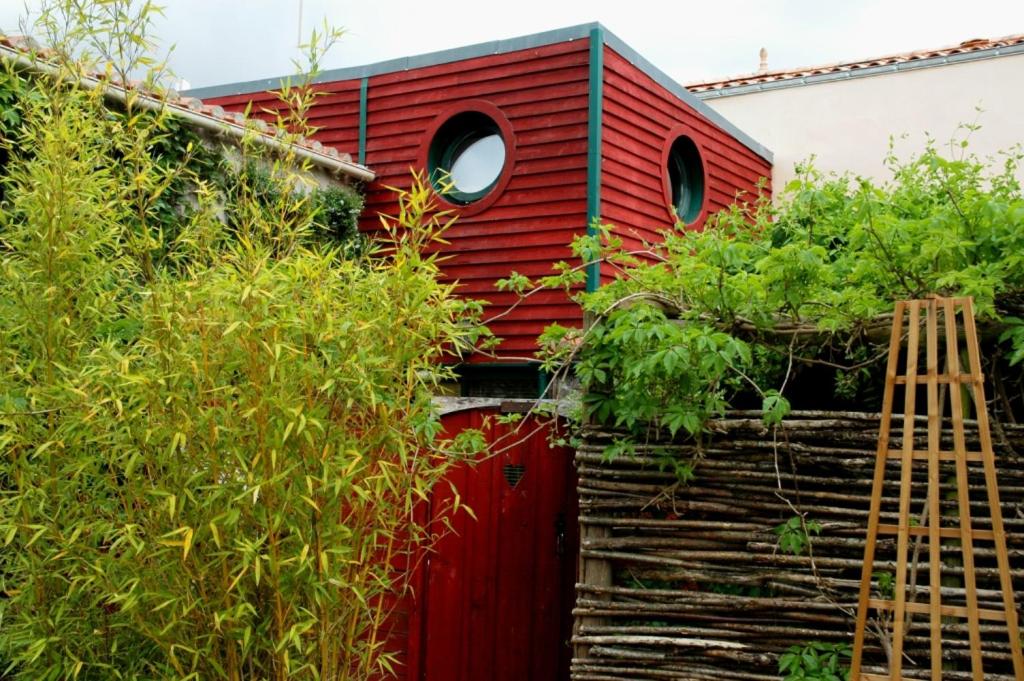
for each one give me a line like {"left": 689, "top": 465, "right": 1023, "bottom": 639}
{"left": 207, "top": 40, "right": 592, "bottom": 360}
{"left": 598, "top": 47, "right": 772, "bottom": 284}
{"left": 362, "top": 41, "right": 590, "bottom": 359}
{"left": 208, "top": 80, "right": 363, "bottom": 154}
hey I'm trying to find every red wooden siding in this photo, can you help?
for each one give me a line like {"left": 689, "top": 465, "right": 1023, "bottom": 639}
{"left": 208, "top": 80, "right": 363, "bottom": 155}
{"left": 362, "top": 42, "right": 591, "bottom": 358}
{"left": 207, "top": 41, "right": 592, "bottom": 359}
{"left": 599, "top": 46, "right": 772, "bottom": 283}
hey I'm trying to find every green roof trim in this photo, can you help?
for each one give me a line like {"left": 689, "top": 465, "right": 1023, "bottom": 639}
{"left": 601, "top": 31, "right": 772, "bottom": 163}
{"left": 186, "top": 24, "right": 603, "bottom": 98}
{"left": 184, "top": 22, "right": 772, "bottom": 164}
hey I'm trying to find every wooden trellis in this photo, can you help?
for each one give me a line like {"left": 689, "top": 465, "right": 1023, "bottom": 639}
{"left": 850, "top": 297, "right": 1024, "bottom": 680}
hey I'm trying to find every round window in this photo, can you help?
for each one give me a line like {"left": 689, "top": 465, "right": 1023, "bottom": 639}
{"left": 428, "top": 111, "right": 507, "bottom": 204}
{"left": 666, "top": 135, "right": 705, "bottom": 224}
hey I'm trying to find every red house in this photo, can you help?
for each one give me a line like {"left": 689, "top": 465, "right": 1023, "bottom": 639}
{"left": 191, "top": 22, "right": 771, "bottom": 371}
{"left": 188, "top": 24, "right": 772, "bottom": 681}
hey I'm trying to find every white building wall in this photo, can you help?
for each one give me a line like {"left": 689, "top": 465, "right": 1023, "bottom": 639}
{"left": 701, "top": 53, "right": 1024, "bottom": 190}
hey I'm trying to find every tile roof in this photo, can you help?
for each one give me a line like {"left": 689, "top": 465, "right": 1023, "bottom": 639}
{"left": 687, "top": 34, "right": 1024, "bottom": 94}
{"left": 0, "top": 35, "right": 373, "bottom": 181}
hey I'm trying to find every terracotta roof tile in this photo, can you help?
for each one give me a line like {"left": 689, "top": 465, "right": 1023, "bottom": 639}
{"left": 0, "top": 34, "right": 373, "bottom": 179}
{"left": 687, "top": 34, "right": 1024, "bottom": 93}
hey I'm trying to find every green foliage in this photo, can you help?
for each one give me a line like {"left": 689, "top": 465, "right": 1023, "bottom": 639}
{"left": 655, "top": 449, "right": 695, "bottom": 485}
{"left": 1000, "top": 317, "right": 1024, "bottom": 366}
{"left": 597, "top": 440, "right": 697, "bottom": 483}
{"left": 0, "top": 69, "right": 26, "bottom": 134}
{"left": 311, "top": 184, "right": 366, "bottom": 249}
{"left": 496, "top": 271, "right": 533, "bottom": 296}
{"left": 227, "top": 163, "right": 367, "bottom": 256}
{"left": 536, "top": 134, "right": 1024, "bottom": 452}
{"left": 773, "top": 516, "right": 822, "bottom": 556}
{"left": 0, "top": 43, "right": 365, "bottom": 275}
{"left": 113, "top": 110, "right": 232, "bottom": 271}
{"left": 873, "top": 571, "right": 895, "bottom": 599}
{"left": 0, "top": 4, "right": 483, "bottom": 680}
{"left": 778, "top": 641, "right": 852, "bottom": 681}
{"left": 576, "top": 303, "right": 750, "bottom": 437}
{"left": 0, "top": 66, "right": 41, "bottom": 207}
{"left": 762, "top": 389, "right": 792, "bottom": 427}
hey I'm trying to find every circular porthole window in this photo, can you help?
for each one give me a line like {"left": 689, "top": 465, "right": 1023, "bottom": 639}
{"left": 666, "top": 135, "right": 705, "bottom": 224}
{"left": 428, "top": 111, "right": 507, "bottom": 205}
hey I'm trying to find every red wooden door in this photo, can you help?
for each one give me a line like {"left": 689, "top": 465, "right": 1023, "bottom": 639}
{"left": 417, "top": 409, "right": 577, "bottom": 681}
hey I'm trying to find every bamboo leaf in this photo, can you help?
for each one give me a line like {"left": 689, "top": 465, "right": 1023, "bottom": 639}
{"left": 208, "top": 521, "right": 221, "bottom": 549}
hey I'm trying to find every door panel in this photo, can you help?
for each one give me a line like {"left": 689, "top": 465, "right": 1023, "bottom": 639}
{"left": 420, "top": 410, "right": 577, "bottom": 681}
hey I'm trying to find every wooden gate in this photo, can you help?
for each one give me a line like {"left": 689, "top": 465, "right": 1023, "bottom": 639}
{"left": 408, "top": 408, "right": 578, "bottom": 681}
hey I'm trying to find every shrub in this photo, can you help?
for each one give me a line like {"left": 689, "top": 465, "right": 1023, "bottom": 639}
{"left": 312, "top": 184, "right": 366, "bottom": 247}
{"left": 532, "top": 135, "right": 1024, "bottom": 448}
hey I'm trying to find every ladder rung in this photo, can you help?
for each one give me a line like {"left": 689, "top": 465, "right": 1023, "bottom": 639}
{"left": 884, "top": 449, "right": 985, "bottom": 462}
{"left": 893, "top": 374, "right": 980, "bottom": 385}
{"left": 876, "top": 524, "right": 996, "bottom": 540}
{"left": 868, "top": 598, "right": 1009, "bottom": 622}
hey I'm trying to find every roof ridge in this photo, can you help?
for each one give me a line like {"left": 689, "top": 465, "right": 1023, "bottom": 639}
{"left": 688, "top": 33, "right": 1024, "bottom": 93}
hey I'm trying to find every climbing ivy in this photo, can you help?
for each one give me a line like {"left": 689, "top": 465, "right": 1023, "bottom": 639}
{"left": 312, "top": 183, "right": 366, "bottom": 247}
{"left": 0, "top": 70, "right": 24, "bottom": 133}
{"left": 0, "top": 69, "right": 34, "bottom": 202}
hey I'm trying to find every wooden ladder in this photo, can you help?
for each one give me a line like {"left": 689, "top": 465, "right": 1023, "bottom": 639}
{"left": 850, "top": 297, "right": 1023, "bottom": 681}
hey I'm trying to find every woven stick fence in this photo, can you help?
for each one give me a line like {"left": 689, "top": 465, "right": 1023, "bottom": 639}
{"left": 572, "top": 411, "right": 1024, "bottom": 680}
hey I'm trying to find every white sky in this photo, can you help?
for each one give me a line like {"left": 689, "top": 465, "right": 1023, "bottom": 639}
{"left": 2, "top": 0, "right": 1023, "bottom": 89}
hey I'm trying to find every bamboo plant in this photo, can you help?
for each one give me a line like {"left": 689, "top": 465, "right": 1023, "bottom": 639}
{"left": 0, "top": 2, "right": 488, "bottom": 679}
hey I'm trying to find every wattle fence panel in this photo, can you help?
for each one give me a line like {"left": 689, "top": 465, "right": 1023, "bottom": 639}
{"left": 572, "top": 411, "right": 1024, "bottom": 680}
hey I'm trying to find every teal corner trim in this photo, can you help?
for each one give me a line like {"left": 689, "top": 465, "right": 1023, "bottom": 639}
{"left": 358, "top": 77, "right": 368, "bottom": 166}
{"left": 585, "top": 26, "right": 604, "bottom": 294}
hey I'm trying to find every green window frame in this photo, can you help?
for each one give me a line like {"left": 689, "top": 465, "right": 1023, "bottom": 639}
{"left": 667, "top": 135, "right": 705, "bottom": 224}
{"left": 428, "top": 111, "right": 506, "bottom": 205}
